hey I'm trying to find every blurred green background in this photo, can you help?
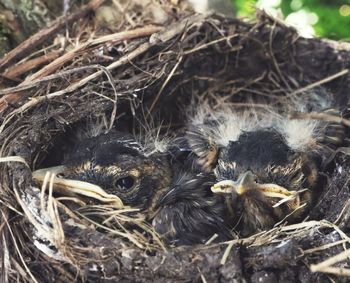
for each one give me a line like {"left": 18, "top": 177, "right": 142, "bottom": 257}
{"left": 233, "top": 0, "right": 350, "bottom": 40}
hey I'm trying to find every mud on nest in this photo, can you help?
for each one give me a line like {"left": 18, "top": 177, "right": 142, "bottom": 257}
{"left": 0, "top": 1, "right": 350, "bottom": 282}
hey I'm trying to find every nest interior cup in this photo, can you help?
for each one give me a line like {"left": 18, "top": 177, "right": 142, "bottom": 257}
{"left": 0, "top": 2, "right": 350, "bottom": 283}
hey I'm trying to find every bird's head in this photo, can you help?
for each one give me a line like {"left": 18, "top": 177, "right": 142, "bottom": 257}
{"left": 213, "top": 129, "right": 320, "bottom": 191}
{"left": 33, "top": 131, "right": 172, "bottom": 211}
{"left": 186, "top": 106, "right": 341, "bottom": 235}
{"left": 32, "top": 128, "right": 232, "bottom": 245}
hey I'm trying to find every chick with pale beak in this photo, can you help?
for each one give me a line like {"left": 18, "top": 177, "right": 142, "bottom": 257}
{"left": 32, "top": 130, "right": 232, "bottom": 245}
{"left": 211, "top": 170, "right": 303, "bottom": 236}
{"left": 186, "top": 105, "right": 347, "bottom": 236}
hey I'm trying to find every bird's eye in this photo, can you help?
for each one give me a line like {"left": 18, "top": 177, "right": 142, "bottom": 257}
{"left": 115, "top": 176, "right": 135, "bottom": 190}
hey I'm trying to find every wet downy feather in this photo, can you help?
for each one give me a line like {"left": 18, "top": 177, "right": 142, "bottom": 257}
{"left": 74, "top": 114, "right": 172, "bottom": 157}
{"left": 187, "top": 92, "right": 333, "bottom": 153}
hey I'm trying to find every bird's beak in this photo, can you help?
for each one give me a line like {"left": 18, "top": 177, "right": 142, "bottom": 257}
{"left": 32, "top": 166, "right": 124, "bottom": 208}
{"left": 211, "top": 171, "right": 298, "bottom": 202}
{"left": 211, "top": 171, "right": 255, "bottom": 195}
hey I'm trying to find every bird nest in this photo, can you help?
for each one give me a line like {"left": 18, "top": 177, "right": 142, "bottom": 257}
{"left": 0, "top": 1, "right": 350, "bottom": 282}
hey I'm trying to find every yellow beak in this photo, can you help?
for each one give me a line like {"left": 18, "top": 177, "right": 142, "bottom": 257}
{"left": 211, "top": 171, "right": 299, "bottom": 201}
{"left": 32, "top": 166, "right": 124, "bottom": 208}
{"left": 211, "top": 171, "right": 255, "bottom": 195}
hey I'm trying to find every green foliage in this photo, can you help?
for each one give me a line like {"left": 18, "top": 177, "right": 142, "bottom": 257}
{"left": 233, "top": 0, "right": 256, "bottom": 17}
{"left": 233, "top": 0, "right": 350, "bottom": 40}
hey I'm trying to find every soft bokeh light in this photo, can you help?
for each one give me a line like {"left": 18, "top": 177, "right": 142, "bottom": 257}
{"left": 234, "top": 0, "right": 350, "bottom": 40}
{"left": 290, "top": 0, "right": 303, "bottom": 11}
{"left": 339, "top": 5, "right": 350, "bottom": 17}
{"left": 256, "top": 0, "right": 319, "bottom": 38}
{"left": 256, "top": 0, "right": 281, "bottom": 7}
{"left": 285, "top": 10, "right": 318, "bottom": 37}
{"left": 188, "top": 0, "right": 208, "bottom": 13}
{"left": 256, "top": 0, "right": 281, "bottom": 17}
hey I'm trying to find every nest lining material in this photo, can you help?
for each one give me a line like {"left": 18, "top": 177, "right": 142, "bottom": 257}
{"left": 0, "top": 1, "right": 350, "bottom": 282}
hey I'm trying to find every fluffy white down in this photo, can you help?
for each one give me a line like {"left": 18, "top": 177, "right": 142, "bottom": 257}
{"left": 277, "top": 119, "right": 319, "bottom": 151}
{"left": 141, "top": 132, "right": 171, "bottom": 156}
{"left": 75, "top": 115, "right": 171, "bottom": 155}
{"left": 187, "top": 0, "right": 208, "bottom": 13}
{"left": 189, "top": 102, "right": 324, "bottom": 152}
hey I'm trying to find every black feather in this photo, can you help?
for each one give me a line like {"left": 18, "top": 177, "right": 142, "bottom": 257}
{"left": 153, "top": 171, "right": 232, "bottom": 245}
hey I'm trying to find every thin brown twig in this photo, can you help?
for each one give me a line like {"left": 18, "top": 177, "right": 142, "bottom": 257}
{"left": 290, "top": 111, "right": 350, "bottom": 127}
{"left": 335, "top": 199, "right": 350, "bottom": 225}
{"left": 2, "top": 51, "right": 61, "bottom": 80}
{"left": 97, "top": 66, "right": 119, "bottom": 130}
{"left": 26, "top": 25, "right": 162, "bottom": 82}
{"left": 313, "top": 267, "right": 350, "bottom": 277}
{"left": 0, "top": 40, "right": 153, "bottom": 133}
{"left": 310, "top": 248, "right": 350, "bottom": 273}
{"left": 1, "top": 209, "right": 39, "bottom": 283}
{"left": 0, "top": 14, "right": 210, "bottom": 126}
{"left": 0, "top": 65, "right": 105, "bottom": 96}
{"left": 268, "top": 21, "right": 292, "bottom": 91}
{"left": 148, "top": 56, "right": 183, "bottom": 114}
{"left": 0, "top": 0, "right": 105, "bottom": 72}
{"left": 288, "top": 69, "right": 349, "bottom": 96}
{"left": 183, "top": 35, "right": 239, "bottom": 55}
{"left": 302, "top": 240, "right": 349, "bottom": 255}
{"left": 0, "top": 26, "right": 162, "bottom": 113}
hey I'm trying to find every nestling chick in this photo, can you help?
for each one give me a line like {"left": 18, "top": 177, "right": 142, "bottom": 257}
{"left": 186, "top": 103, "right": 348, "bottom": 236}
{"left": 33, "top": 128, "right": 231, "bottom": 245}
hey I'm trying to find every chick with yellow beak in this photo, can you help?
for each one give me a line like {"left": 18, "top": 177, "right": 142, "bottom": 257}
{"left": 32, "top": 130, "right": 232, "bottom": 245}
{"left": 186, "top": 115, "right": 342, "bottom": 236}
{"left": 211, "top": 171, "right": 304, "bottom": 236}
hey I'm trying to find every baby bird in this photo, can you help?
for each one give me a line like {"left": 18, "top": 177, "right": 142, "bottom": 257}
{"left": 33, "top": 128, "right": 231, "bottom": 245}
{"left": 186, "top": 102, "right": 348, "bottom": 236}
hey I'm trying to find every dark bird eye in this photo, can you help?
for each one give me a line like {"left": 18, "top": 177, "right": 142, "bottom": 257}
{"left": 115, "top": 176, "right": 135, "bottom": 190}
